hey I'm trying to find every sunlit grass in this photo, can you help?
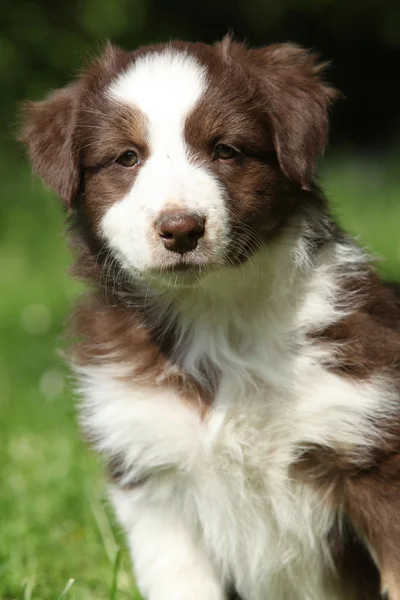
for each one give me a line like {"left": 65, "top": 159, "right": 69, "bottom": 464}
{"left": 0, "top": 158, "right": 140, "bottom": 599}
{"left": 0, "top": 153, "right": 399, "bottom": 598}
{"left": 323, "top": 153, "right": 400, "bottom": 280}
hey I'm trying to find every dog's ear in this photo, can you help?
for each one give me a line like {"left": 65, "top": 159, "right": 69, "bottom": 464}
{"left": 19, "top": 42, "right": 128, "bottom": 206}
{"left": 19, "top": 81, "right": 83, "bottom": 206}
{"left": 249, "top": 44, "right": 340, "bottom": 190}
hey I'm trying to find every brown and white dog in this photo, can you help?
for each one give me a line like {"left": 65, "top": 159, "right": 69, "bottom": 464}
{"left": 21, "top": 37, "right": 400, "bottom": 600}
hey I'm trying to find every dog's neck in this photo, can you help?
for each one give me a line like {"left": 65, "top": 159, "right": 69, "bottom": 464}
{"left": 147, "top": 210, "right": 332, "bottom": 321}
{"left": 133, "top": 212, "right": 345, "bottom": 387}
{"left": 73, "top": 205, "right": 364, "bottom": 394}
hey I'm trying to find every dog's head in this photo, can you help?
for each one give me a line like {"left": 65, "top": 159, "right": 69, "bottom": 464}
{"left": 20, "top": 38, "right": 338, "bottom": 285}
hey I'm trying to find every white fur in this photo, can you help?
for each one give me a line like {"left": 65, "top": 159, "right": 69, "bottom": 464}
{"left": 75, "top": 230, "right": 394, "bottom": 600}
{"left": 103, "top": 51, "right": 230, "bottom": 275}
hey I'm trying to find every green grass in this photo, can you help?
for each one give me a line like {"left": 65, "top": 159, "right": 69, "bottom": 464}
{"left": 0, "top": 157, "right": 139, "bottom": 599}
{"left": 323, "top": 155, "right": 400, "bottom": 281}
{"left": 0, "top": 153, "right": 399, "bottom": 599}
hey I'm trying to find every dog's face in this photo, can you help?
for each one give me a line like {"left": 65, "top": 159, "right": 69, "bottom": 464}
{"left": 21, "top": 39, "right": 337, "bottom": 284}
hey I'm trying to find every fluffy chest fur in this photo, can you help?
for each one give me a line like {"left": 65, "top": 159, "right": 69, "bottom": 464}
{"left": 75, "top": 242, "right": 389, "bottom": 600}
{"left": 77, "top": 329, "right": 335, "bottom": 600}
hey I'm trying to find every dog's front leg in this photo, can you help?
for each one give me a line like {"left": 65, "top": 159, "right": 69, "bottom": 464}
{"left": 111, "top": 485, "right": 226, "bottom": 600}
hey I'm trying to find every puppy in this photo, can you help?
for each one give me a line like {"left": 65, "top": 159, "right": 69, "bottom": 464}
{"left": 21, "top": 37, "right": 400, "bottom": 600}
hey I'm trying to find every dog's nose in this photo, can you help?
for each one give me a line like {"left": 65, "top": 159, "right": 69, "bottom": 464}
{"left": 157, "top": 212, "right": 205, "bottom": 254}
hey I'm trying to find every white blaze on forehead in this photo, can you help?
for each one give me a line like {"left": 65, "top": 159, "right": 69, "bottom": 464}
{"left": 109, "top": 50, "right": 207, "bottom": 153}
{"left": 101, "top": 50, "right": 230, "bottom": 275}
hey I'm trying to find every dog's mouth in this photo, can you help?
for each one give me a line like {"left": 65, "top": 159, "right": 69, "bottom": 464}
{"left": 158, "top": 263, "right": 203, "bottom": 273}
{"left": 149, "top": 262, "right": 206, "bottom": 278}
{"left": 145, "top": 258, "right": 216, "bottom": 285}
{"left": 159, "top": 263, "right": 201, "bottom": 273}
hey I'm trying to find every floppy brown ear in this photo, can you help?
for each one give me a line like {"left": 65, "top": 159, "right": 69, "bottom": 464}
{"left": 249, "top": 44, "right": 339, "bottom": 190}
{"left": 19, "top": 81, "right": 83, "bottom": 206}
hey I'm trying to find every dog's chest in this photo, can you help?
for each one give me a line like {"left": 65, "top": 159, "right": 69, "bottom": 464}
{"left": 185, "top": 402, "right": 338, "bottom": 600}
{"left": 78, "top": 304, "right": 381, "bottom": 600}
{"left": 80, "top": 337, "right": 350, "bottom": 600}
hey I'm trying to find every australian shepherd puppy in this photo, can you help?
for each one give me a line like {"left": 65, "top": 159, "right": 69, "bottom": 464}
{"left": 21, "top": 37, "right": 400, "bottom": 600}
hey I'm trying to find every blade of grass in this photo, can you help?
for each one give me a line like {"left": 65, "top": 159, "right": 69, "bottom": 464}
{"left": 110, "top": 548, "right": 122, "bottom": 600}
{"left": 58, "top": 578, "right": 75, "bottom": 599}
{"left": 23, "top": 578, "right": 36, "bottom": 600}
{"left": 88, "top": 494, "right": 118, "bottom": 564}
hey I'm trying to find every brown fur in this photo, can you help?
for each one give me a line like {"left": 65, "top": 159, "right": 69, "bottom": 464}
{"left": 295, "top": 438, "right": 400, "bottom": 599}
{"left": 326, "top": 516, "right": 381, "bottom": 599}
{"left": 107, "top": 453, "right": 150, "bottom": 489}
{"left": 78, "top": 99, "right": 148, "bottom": 231}
{"left": 244, "top": 42, "right": 339, "bottom": 189}
{"left": 184, "top": 39, "right": 336, "bottom": 263}
{"left": 312, "top": 275, "right": 400, "bottom": 380}
{"left": 69, "top": 294, "right": 211, "bottom": 404}
{"left": 299, "top": 271, "right": 400, "bottom": 598}
{"left": 19, "top": 82, "right": 83, "bottom": 204}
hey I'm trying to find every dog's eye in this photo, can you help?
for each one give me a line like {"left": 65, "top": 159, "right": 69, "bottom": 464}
{"left": 116, "top": 150, "right": 139, "bottom": 167}
{"left": 213, "top": 144, "right": 238, "bottom": 160}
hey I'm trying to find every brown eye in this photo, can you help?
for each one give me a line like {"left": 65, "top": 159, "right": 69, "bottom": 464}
{"left": 213, "top": 144, "right": 238, "bottom": 160}
{"left": 116, "top": 150, "right": 139, "bottom": 167}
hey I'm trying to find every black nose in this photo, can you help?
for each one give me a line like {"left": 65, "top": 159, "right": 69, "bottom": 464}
{"left": 157, "top": 212, "right": 205, "bottom": 254}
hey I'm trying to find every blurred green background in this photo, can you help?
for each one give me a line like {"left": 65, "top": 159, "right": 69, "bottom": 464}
{"left": 1, "top": 1, "right": 399, "bottom": 598}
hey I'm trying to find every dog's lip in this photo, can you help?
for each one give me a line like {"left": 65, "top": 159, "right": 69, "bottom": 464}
{"left": 151, "top": 262, "right": 204, "bottom": 274}
{"left": 165, "top": 263, "right": 201, "bottom": 272}
{"left": 147, "top": 260, "right": 218, "bottom": 277}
